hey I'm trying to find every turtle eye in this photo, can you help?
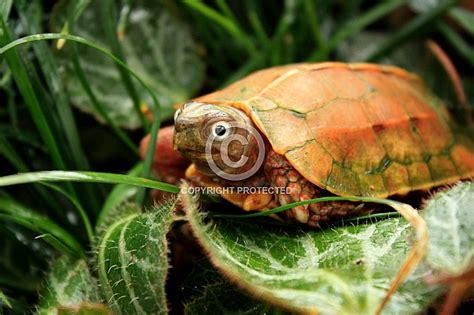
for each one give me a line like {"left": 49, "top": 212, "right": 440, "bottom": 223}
{"left": 211, "top": 122, "right": 231, "bottom": 140}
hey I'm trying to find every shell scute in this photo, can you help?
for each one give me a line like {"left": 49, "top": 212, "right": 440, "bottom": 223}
{"left": 285, "top": 140, "right": 333, "bottom": 189}
{"left": 428, "top": 155, "right": 459, "bottom": 184}
{"left": 326, "top": 163, "right": 361, "bottom": 196}
{"left": 256, "top": 107, "right": 312, "bottom": 153}
{"left": 358, "top": 173, "right": 386, "bottom": 196}
{"left": 306, "top": 98, "right": 386, "bottom": 174}
{"left": 406, "top": 162, "right": 432, "bottom": 189}
{"left": 382, "top": 162, "right": 411, "bottom": 195}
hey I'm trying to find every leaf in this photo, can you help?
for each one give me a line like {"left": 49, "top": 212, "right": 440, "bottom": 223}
{"left": 38, "top": 256, "right": 102, "bottom": 315}
{"left": 95, "top": 163, "right": 143, "bottom": 231}
{"left": 422, "top": 182, "right": 474, "bottom": 277}
{"left": 57, "top": 1, "right": 204, "bottom": 129}
{"left": 57, "top": 303, "right": 112, "bottom": 315}
{"left": 96, "top": 200, "right": 175, "bottom": 314}
{"left": 184, "top": 195, "right": 442, "bottom": 314}
{"left": 449, "top": 7, "right": 474, "bottom": 36}
{"left": 95, "top": 203, "right": 141, "bottom": 241}
{"left": 183, "top": 261, "right": 287, "bottom": 315}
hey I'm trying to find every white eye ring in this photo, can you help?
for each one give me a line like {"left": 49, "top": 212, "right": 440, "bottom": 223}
{"left": 211, "top": 121, "right": 231, "bottom": 140}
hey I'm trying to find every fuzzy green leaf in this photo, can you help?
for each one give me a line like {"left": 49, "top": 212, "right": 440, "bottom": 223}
{"left": 38, "top": 256, "right": 102, "bottom": 315}
{"left": 57, "top": 303, "right": 112, "bottom": 315}
{"left": 96, "top": 163, "right": 143, "bottom": 232}
{"left": 97, "top": 200, "right": 175, "bottom": 314}
{"left": 183, "top": 261, "right": 287, "bottom": 315}
{"left": 95, "top": 203, "right": 141, "bottom": 242}
{"left": 422, "top": 182, "right": 474, "bottom": 276}
{"left": 57, "top": 1, "right": 204, "bottom": 129}
{"left": 185, "top": 198, "right": 442, "bottom": 314}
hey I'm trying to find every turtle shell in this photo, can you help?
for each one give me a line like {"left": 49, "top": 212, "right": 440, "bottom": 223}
{"left": 193, "top": 62, "right": 474, "bottom": 197}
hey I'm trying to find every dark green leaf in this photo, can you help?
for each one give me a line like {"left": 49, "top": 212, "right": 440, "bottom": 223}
{"left": 95, "top": 203, "right": 141, "bottom": 241}
{"left": 57, "top": 303, "right": 112, "bottom": 315}
{"left": 38, "top": 256, "right": 102, "bottom": 315}
{"left": 96, "top": 163, "right": 143, "bottom": 231}
{"left": 185, "top": 197, "right": 442, "bottom": 313}
{"left": 183, "top": 261, "right": 288, "bottom": 315}
{"left": 422, "top": 182, "right": 474, "bottom": 276}
{"left": 59, "top": 1, "right": 204, "bottom": 129}
{"left": 97, "top": 201, "right": 175, "bottom": 314}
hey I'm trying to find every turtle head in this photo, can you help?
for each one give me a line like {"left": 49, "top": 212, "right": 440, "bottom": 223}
{"left": 173, "top": 102, "right": 265, "bottom": 181}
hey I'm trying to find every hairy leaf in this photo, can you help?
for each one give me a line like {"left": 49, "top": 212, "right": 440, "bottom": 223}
{"left": 185, "top": 197, "right": 442, "bottom": 314}
{"left": 57, "top": 303, "right": 112, "bottom": 315}
{"left": 97, "top": 201, "right": 175, "bottom": 314}
{"left": 183, "top": 261, "right": 287, "bottom": 315}
{"left": 95, "top": 203, "right": 141, "bottom": 241}
{"left": 95, "top": 163, "right": 143, "bottom": 233}
{"left": 422, "top": 182, "right": 474, "bottom": 276}
{"left": 38, "top": 256, "right": 101, "bottom": 315}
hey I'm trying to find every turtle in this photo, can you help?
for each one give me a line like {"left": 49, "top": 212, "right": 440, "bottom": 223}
{"left": 170, "top": 62, "right": 474, "bottom": 226}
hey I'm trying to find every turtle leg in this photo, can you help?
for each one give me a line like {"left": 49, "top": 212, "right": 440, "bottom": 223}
{"left": 264, "top": 150, "right": 366, "bottom": 226}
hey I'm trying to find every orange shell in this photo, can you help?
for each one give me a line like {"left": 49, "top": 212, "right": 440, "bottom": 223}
{"left": 192, "top": 62, "right": 474, "bottom": 197}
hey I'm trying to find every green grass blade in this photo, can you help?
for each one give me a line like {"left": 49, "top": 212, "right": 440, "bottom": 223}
{"left": 0, "top": 171, "right": 180, "bottom": 194}
{"left": 367, "top": 0, "right": 457, "bottom": 62}
{"left": 70, "top": 43, "right": 139, "bottom": 155}
{"left": 0, "top": 32, "right": 163, "bottom": 189}
{"left": 437, "top": 21, "right": 474, "bottom": 67}
{"left": 309, "top": 0, "right": 407, "bottom": 60}
{"left": 136, "top": 91, "right": 162, "bottom": 205}
{"left": 0, "top": 0, "right": 13, "bottom": 20}
{"left": 16, "top": 1, "right": 101, "bottom": 213}
{"left": 449, "top": 7, "right": 474, "bottom": 36}
{"left": 247, "top": 5, "right": 269, "bottom": 46}
{"left": 17, "top": 1, "right": 90, "bottom": 171}
{"left": 0, "top": 290, "right": 12, "bottom": 308}
{"left": 0, "top": 197, "right": 84, "bottom": 257}
{"left": 212, "top": 196, "right": 408, "bottom": 218}
{"left": 99, "top": 0, "right": 148, "bottom": 131}
{"left": 303, "top": 0, "right": 323, "bottom": 49}
{"left": 97, "top": 163, "right": 142, "bottom": 229}
{"left": 41, "top": 182, "right": 94, "bottom": 243}
{"left": 183, "top": 0, "right": 256, "bottom": 55}
{"left": 0, "top": 18, "right": 68, "bottom": 171}
{"left": 0, "top": 135, "right": 64, "bottom": 215}
{"left": 215, "top": 0, "right": 238, "bottom": 24}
